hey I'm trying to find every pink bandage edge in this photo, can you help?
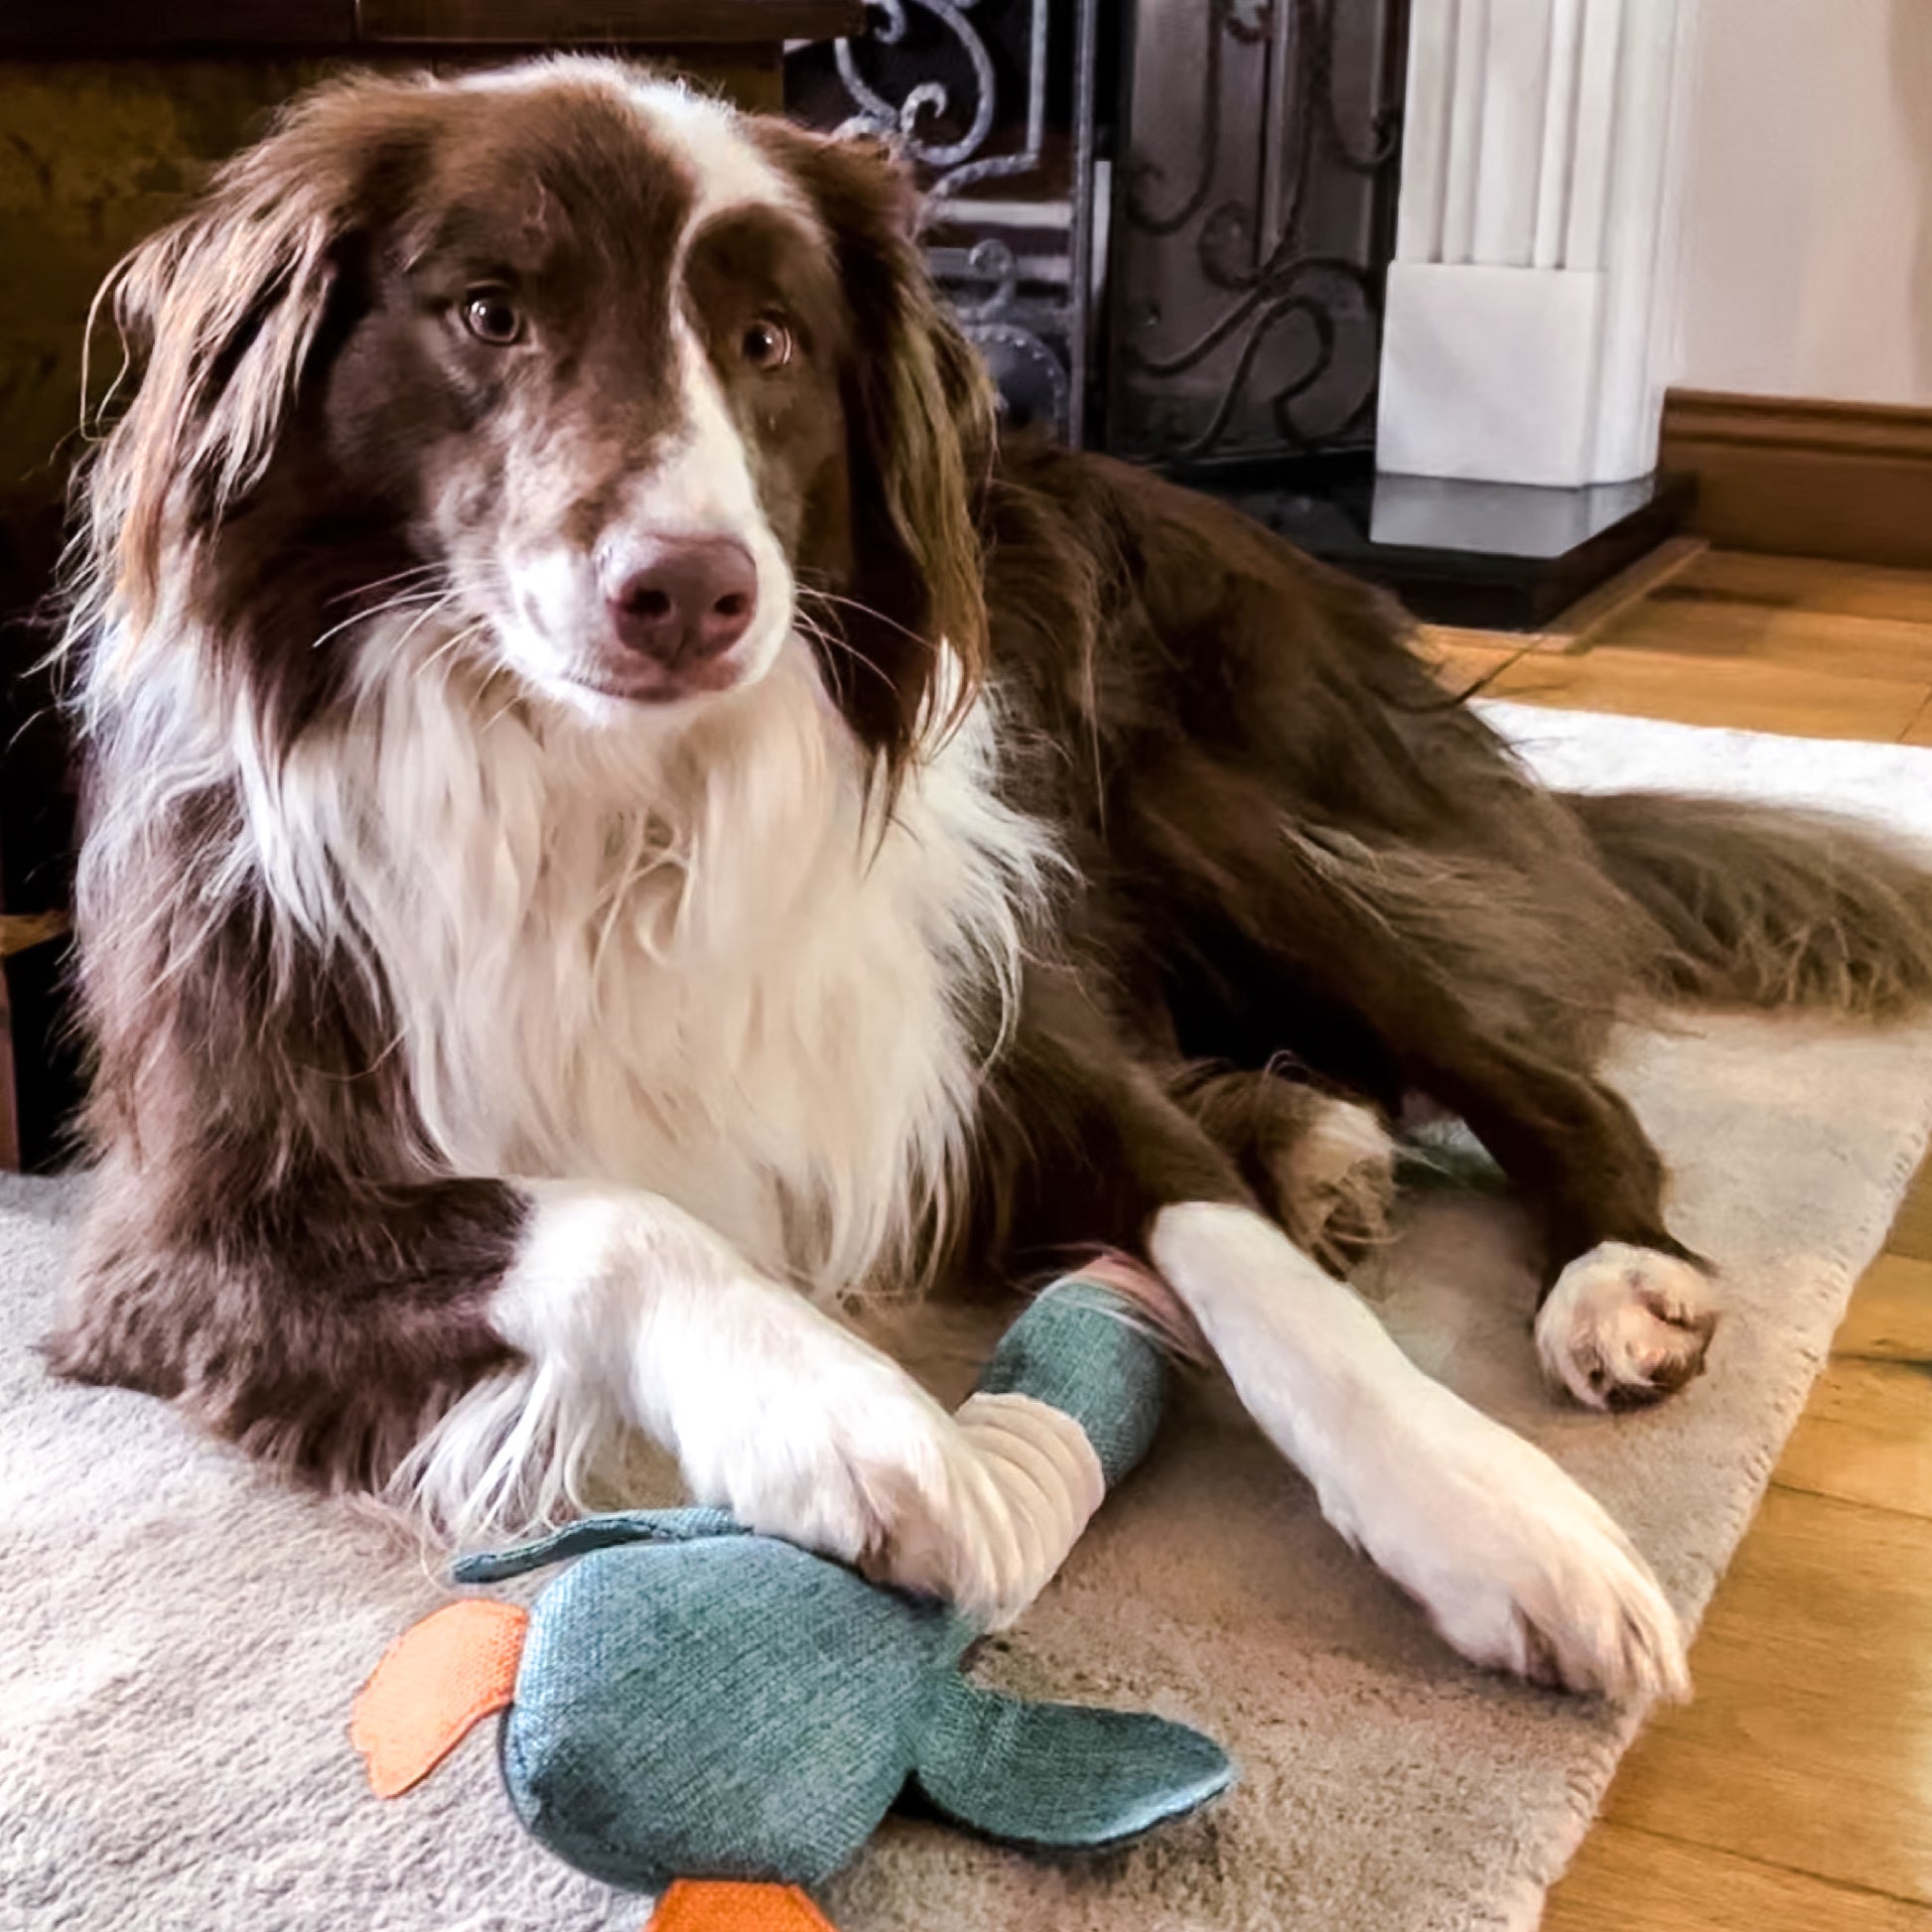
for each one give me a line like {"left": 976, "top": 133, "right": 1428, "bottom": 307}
{"left": 1051, "top": 1248, "right": 1209, "bottom": 1365}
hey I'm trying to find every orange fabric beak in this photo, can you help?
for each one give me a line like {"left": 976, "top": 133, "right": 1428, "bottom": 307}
{"left": 350, "top": 1598, "right": 529, "bottom": 1799}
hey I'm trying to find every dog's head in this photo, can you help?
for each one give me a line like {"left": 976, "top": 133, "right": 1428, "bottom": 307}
{"left": 82, "top": 61, "right": 994, "bottom": 766}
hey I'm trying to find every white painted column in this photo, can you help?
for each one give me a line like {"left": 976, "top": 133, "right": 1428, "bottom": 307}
{"left": 1376, "top": 0, "right": 1700, "bottom": 487}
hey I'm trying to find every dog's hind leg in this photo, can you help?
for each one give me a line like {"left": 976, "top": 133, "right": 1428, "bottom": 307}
{"left": 1123, "top": 746, "right": 1720, "bottom": 1411}
{"left": 1171, "top": 1066, "right": 1397, "bottom": 1274}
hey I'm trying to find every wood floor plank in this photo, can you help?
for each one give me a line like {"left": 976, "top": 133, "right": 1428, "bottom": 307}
{"left": 1904, "top": 698, "right": 1932, "bottom": 746}
{"left": 1834, "top": 1253, "right": 1932, "bottom": 1357}
{"left": 1772, "top": 1354, "right": 1932, "bottom": 1518}
{"left": 1547, "top": 1820, "right": 1932, "bottom": 1932}
{"left": 1484, "top": 643, "right": 1932, "bottom": 740}
{"left": 1593, "top": 592, "right": 1932, "bottom": 685}
{"left": 1885, "top": 1166, "right": 1932, "bottom": 1265}
{"left": 1600, "top": 1489, "right": 1932, "bottom": 1903}
{"left": 1523, "top": 536, "right": 1711, "bottom": 652}
{"left": 1418, "top": 635, "right": 1524, "bottom": 692}
{"left": 1765, "top": 1253, "right": 1932, "bottom": 1517}
{"left": 1680, "top": 551, "right": 1932, "bottom": 626}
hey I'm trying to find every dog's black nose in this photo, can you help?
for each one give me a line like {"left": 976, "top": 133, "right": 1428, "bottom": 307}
{"left": 603, "top": 536, "right": 759, "bottom": 664}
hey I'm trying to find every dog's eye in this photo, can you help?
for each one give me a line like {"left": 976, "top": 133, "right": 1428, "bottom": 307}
{"left": 739, "top": 317, "right": 794, "bottom": 370}
{"left": 462, "top": 289, "right": 525, "bottom": 347}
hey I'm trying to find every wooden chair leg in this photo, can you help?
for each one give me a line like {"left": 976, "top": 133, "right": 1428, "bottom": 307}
{"left": 0, "top": 954, "right": 18, "bottom": 1173}
{"left": 0, "top": 912, "right": 72, "bottom": 1173}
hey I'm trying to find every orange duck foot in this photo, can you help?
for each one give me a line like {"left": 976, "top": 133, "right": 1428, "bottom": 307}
{"left": 646, "top": 1879, "right": 841, "bottom": 1932}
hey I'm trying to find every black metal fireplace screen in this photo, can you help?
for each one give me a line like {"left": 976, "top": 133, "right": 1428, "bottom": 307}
{"left": 787, "top": 0, "right": 1410, "bottom": 466}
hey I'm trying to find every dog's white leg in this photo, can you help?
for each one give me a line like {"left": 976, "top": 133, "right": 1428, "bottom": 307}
{"left": 397, "top": 1181, "right": 1040, "bottom": 1623}
{"left": 1150, "top": 1200, "right": 1689, "bottom": 1699}
{"left": 1537, "top": 1241, "right": 1718, "bottom": 1410}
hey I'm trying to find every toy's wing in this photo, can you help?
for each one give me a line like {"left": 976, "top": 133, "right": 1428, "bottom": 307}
{"left": 912, "top": 1679, "right": 1232, "bottom": 1849}
{"left": 451, "top": 1506, "right": 747, "bottom": 1584}
{"left": 350, "top": 1598, "right": 528, "bottom": 1797}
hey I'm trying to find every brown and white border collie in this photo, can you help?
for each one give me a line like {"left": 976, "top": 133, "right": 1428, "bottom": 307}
{"left": 48, "top": 60, "right": 1932, "bottom": 1702}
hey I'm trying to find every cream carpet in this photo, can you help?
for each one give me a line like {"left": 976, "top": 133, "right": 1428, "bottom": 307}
{"left": 6, "top": 708, "right": 1932, "bottom": 1932}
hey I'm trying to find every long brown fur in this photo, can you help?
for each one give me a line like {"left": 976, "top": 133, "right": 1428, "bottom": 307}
{"left": 1574, "top": 789, "right": 1932, "bottom": 1016}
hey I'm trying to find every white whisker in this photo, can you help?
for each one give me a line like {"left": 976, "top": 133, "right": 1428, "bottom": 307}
{"left": 309, "top": 588, "right": 453, "bottom": 654}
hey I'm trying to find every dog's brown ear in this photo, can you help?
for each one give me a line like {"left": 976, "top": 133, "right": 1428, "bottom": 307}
{"left": 83, "top": 78, "right": 427, "bottom": 643}
{"left": 759, "top": 124, "right": 997, "bottom": 772}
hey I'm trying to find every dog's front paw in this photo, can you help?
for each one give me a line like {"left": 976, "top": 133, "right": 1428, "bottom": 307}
{"left": 1538, "top": 1242, "right": 1718, "bottom": 1410}
{"left": 1335, "top": 1386, "right": 1690, "bottom": 1700}
{"left": 673, "top": 1331, "right": 1035, "bottom": 1626}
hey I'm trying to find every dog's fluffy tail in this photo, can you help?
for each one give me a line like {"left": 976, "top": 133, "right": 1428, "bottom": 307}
{"left": 1570, "top": 789, "right": 1932, "bottom": 1018}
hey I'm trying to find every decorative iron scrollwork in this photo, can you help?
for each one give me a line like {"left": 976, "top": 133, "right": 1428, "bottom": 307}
{"left": 788, "top": 0, "right": 1096, "bottom": 443}
{"left": 1110, "top": 0, "right": 1408, "bottom": 466}
{"left": 830, "top": 1, "right": 1033, "bottom": 200}
{"left": 789, "top": 0, "right": 1406, "bottom": 460}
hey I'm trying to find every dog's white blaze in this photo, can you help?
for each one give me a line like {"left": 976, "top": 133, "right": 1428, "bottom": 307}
{"left": 625, "top": 70, "right": 806, "bottom": 228}
{"left": 1148, "top": 1200, "right": 1690, "bottom": 1700}
{"left": 651, "top": 322, "right": 770, "bottom": 531}
{"left": 456, "top": 61, "right": 804, "bottom": 228}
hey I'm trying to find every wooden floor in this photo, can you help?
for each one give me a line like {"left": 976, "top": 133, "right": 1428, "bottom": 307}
{"left": 1434, "top": 550, "right": 1932, "bottom": 1930}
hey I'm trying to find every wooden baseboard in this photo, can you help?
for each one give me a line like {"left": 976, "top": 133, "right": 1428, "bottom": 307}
{"left": 1662, "top": 388, "right": 1932, "bottom": 571}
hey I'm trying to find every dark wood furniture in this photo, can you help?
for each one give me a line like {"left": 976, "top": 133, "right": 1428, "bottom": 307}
{"left": 0, "top": 3, "right": 864, "bottom": 50}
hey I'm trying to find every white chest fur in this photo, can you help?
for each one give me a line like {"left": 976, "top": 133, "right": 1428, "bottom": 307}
{"left": 263, "top": 638, "right": 1052, "bottom": 1297}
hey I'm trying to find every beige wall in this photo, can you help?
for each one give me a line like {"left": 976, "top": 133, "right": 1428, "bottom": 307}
{"left": 1672, "top": 0, "right": 1932, "bottom": 407}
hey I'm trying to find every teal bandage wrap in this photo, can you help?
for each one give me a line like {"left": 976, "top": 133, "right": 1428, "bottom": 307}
{"left": 972, "top": 1278, "right": 1167, "bottom": 1486}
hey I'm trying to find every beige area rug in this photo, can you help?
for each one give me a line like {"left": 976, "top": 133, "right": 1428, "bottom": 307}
{"left": 6, "top": 710, "right": 1932, "bottom": 1932}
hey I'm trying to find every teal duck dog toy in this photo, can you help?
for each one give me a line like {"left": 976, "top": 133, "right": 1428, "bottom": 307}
{"left": 352, "top": 1273, "right": 1232, "bottom": 1931}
